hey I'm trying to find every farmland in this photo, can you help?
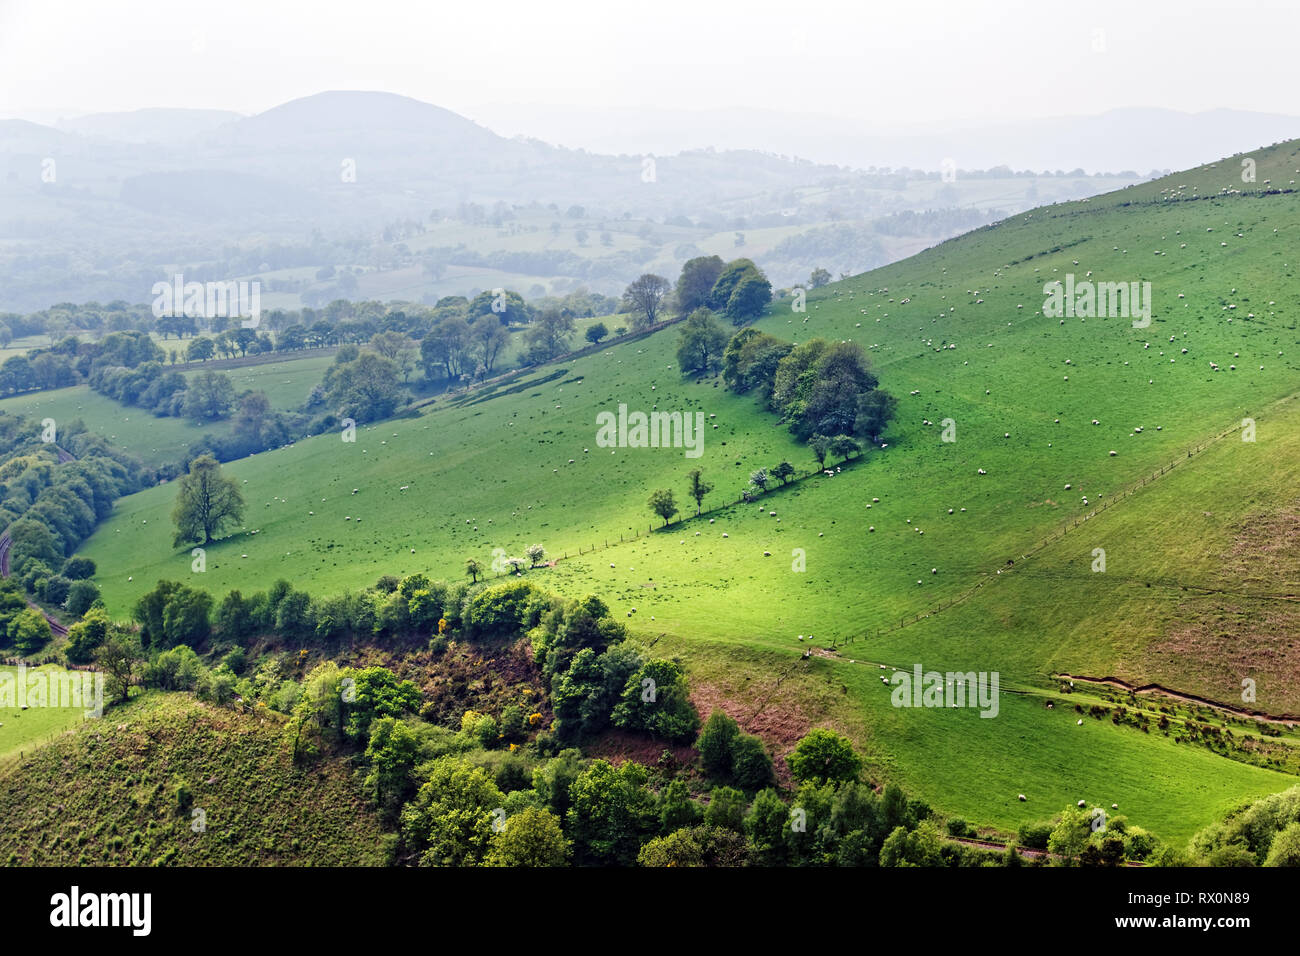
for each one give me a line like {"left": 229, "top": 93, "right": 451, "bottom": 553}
{"left": 70, "top": 140, "right": 1300, "bottom": 843}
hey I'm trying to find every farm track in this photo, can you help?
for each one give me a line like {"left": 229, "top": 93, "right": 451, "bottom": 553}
{"left": 1053, "top": 674, "right": 1299, "bottom": 727}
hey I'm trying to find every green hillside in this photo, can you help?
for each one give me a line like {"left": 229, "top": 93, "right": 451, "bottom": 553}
{"left": 74, "top": 139, "right": 1300, "bottom": 842}
{"left": 0, "top": 692, "right": 385, "bottom": 866}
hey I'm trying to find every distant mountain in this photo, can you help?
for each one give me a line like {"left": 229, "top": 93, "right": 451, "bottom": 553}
{"left": 58, "top": 108, "right": 243, "bottom": 144}
{"left": 0, "top": 118, "right": 79, "bottom": 153}
{"left": 467, "top": 105, "right": 1300, "bottom": 173}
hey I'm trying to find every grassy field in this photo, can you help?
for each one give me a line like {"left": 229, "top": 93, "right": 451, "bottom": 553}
{"left": 0, "top": 353, "right": 336, "bottom": 466}
{"left": 0, "top": 692, "right": 386, "bottom": 865}
{"left": 74, "top": 140, "right": 1300, "bottom": 841}
{"left": 0, "top": 664, "right": 96, "bottom": 761}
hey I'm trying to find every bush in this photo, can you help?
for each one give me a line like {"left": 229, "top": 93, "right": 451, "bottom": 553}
{"left": 946, "top": 817, "right": 973, "bottom": 838}
{"left": 731, "top": 734, "right": 775, "bottom": 790}
{"left": 697, "top": 710, "right": 740, "bottom": 778}
{"left": 62, "top": 556, "right": 96, "bottom": 580}
{"left": 463, "top": 580, "right": 542, "bottom": 637}
{"left": 786, "top": 728, "right": 862, "bottom": 784}
{"left": 474, "top": 715, "right": 500, "bottom": 749}
{"left": 65, "top": 580, "right": 100, "bottom": 617}
{"left": 501, "top": 704, "right": 526, "bottom": 740}
{"left": 1017, "top": 820, "right": 1053, "bottom": 851}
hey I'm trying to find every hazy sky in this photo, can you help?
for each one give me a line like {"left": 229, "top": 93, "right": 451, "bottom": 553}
{"left": 1, "top": 0, "right": 1296, "bottom": 126}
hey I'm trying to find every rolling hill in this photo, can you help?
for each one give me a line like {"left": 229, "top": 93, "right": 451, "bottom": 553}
{"left": 74, "top": 137, "right": 1300, "bottom": 842}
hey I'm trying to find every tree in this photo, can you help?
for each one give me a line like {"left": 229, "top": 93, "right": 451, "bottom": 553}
{"left": 749, "top": 468, "right": 769, "bottom": 492}
{"left": 675, "top": 255, "right": 725, "bottom": 315}
{"left": 65, "top": 606, "right": 111, "bottom": 663}
{"left": 65, "top": 580, "right": 101, "bottom": 617}
{"left": 566, "top": 759, "right": 657, "bottom": 865}
{"left": 809, "top": 267, "right": 832, "bottom": 289}
{"left": 830, "top": 434, "right": 861, "bottom": 462}
{"left": 675, "top": 308, "right": 729, "bottom": 374}
{"left": 1048, "top": 805, "right": 1092, "bottom": 865}
{"left": 182, "top": 370, "right": 235, "bottom": 423}
{"left": 584, "top": 322, "right": 609, "bottom": 345}
{"left": 341, "top": 666, "right": 421, "bottom": 742}
{"left": 731, "top": 733, "right": 775, "bottom": 790}
{"left": 697, "top": 710, "right": 740, "bottom": 778}
{"left": 787, "top": 728, "right": 862, "bottom": 784}
{"left": 623, "top": 273, "right": 671, "bottom": 331}
{"left": 611, "top": 659, "right": 700, "bottom": 743}
{"left": 637, "top": 825, "right": 749, "bottom": 867}
{"left": 231, "top": 390, "right": 273, "bottom": 449}
{"left": 771, "top": 461, "right": 795, "bottom": 485}
{"left": 485, "top": 807, "right": 572, "bottom": 866}
{"left": 525, "top": 543, "right": 546, "bottom": 567}
{"left": 726, "top": 273, "right": 773, "bottom": 323}
{"left": 703, "top": 786, "right": 747, "bottom": 832}
{"left": 708, "top": 258, "right": 764, "bottom": 311}
{"left": 9, "top": 607, "right": 51, "bottom": 653}
{"left": 686, "top": 468, "right": 713, "bottom": 516}
{"left": 855, "top": 389, "right": 898, "bottom": 442}
{"left": 171, "top": 454, "right": 246, "bottom": 546}
{"left": 648, "top": 488, "right": 678, "bottom": 526}
{"left": 364, "top": 716, "right": 419, "bottom": 809}
{"left": 470, "top": 319, "right": 510, "bottom": 375}
{"left": 809, "top": 434, "right": 831, "bottom": 467}
{"left": 400, "top": 756, "right": 506, "bottom": 867}
{"left": 186, "top": 337, "right": 215, "bottom": 362}
{"left": 62, "top": 556, "right": 96, "bottom": 580}
{"left": 524, "top": 309, "right": 575, "bottom": 363}
{"left": 94, "top": 627, "right": 144, "bottom": 704}
{"left": 324, "top": 351, "right": 403, "bottom": 421}
{"left": 465, "top": 558, "right": 482, "bottom": 583}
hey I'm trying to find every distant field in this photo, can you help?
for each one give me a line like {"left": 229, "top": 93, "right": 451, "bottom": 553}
{"left": 0, "top": 352, "right": 335, "bottom": 467}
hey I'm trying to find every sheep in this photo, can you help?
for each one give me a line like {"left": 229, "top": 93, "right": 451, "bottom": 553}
{"left": 1018, "top": 794, "right": 1027, "bottom": 802}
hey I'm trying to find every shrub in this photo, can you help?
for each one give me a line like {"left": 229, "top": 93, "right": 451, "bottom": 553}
{"left": 697, "top": 710, "right": 740, "bottom": 778}
{"left": 1017, "top": 820, "right": 1053, "bottom": 850}
{"left": 730, "top": 733, "right": 775, "bottom": 790}
{"left": 62, "top": 556, "right": 96, "bottom": 580}
{"left": 65, "top": 580, "right": 101, "bottom": 617}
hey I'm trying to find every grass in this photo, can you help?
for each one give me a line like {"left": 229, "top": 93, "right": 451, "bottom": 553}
{"left": 0, "top": 664, "right": 94, "bottom": 761}
{"left": 0, "top": 691, "right": 386, "bottom": 865}
{"left": 72, "top": 139, "right": 1300, "bottom": 842}
{"left": 0, "top": 353, "right": 335, "bottom": 467}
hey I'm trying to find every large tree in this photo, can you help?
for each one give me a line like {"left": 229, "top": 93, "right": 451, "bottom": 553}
{"left": 675, "top": 308, "right": 729, "bottom": 374}
{"left": 171, "top": 453, "right": 246, "bottom": 546}
{"left": 182, "top": 370, "right": 236, "bottom": 423}
{"left": 324, "top": 351, "right": 403, "bottom": 420}
{"left": 623, "top": 273, "right": 672, "bottom": 331}
{"left": 674, "top": 255, "right": 725, "bottom": 315}
{"left": 648, "top": 488, "right": 678, "bottom": 526}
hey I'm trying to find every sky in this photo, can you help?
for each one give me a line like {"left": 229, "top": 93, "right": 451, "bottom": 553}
{"left": 1, "top": 0, "right": 1297, "bottom": 127}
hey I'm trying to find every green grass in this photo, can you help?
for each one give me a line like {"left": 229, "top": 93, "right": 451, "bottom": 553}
{"left": 0, "top": 353, "right": 335, "bottom": 467}
{"left": 0, "top": 692, "right": 386, "bottom": 865}
{"left": 0, "top": 664, "right": 97, "bottom": 761}
{"left": 74, "top": 140, "right": 1300, "bottom": 841}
